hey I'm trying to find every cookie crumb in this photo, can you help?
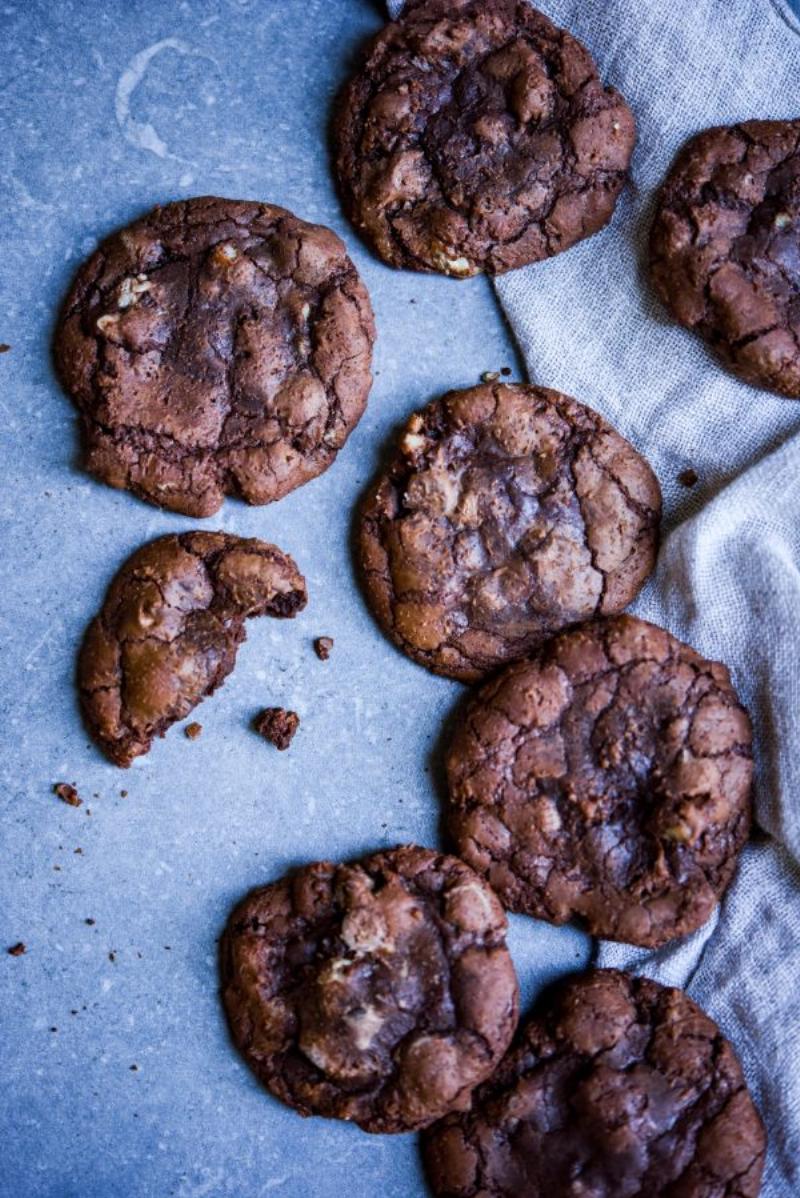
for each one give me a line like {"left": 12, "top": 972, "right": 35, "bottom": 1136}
{"left": 0, "top": 344, "right": 10, "bottom": 353}
{"left": 500, "top": 366, "right": 512, "bottom": 376}
{"left": 184, "top": 722, "right": 203, "bottom": 740}
{"left": 8, "top": 942, "right": 26, "bottom": 956}
{"left": 481, "top": 370, "right": 500, "bottom": 383}
{"left": 54, "top": 782, "right": 82, "bottom": 807}
{"left": 130, "top": 1064, "right": 139, "bottom": 1072}
{"left": 109, "top": 951, "right": 116, "bottom": 963}
{"left": 255, "top": 708, "right": 299, "bottom": 751}
{"left": 678, "top": 468, "right": 699, "bottom": 488}
{"left": 85, "top": 918, "right": 95, "bottom": 926}
{"left": 313, "top": 636, "right": 334, "bottom": 661}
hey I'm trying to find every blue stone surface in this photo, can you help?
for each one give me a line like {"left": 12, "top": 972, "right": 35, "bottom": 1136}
{"left": 0, "top": 2, "right": 590, "bottom": 1194}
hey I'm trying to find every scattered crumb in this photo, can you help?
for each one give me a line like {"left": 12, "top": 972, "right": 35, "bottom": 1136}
{"left": 254, "top": 707, "right": 299, "bottom": 751}
{"left": 678, "top": 468, "right": 699, "bottom": 488}
{"left": 50, "top": 1027, "right": 58, "bottom": 1033}
{"left": 164, "top": 945, "right": 172, "bottom": 951}
{"left": 54, "top": 782, "right": 82, "bottom": 807}
{"left": 120, "top": 790, "right": 128, "bottom": 798}
{"left": 481, "top": 370, "right": 500, "bottom": 383}
{"left": 73, "top": 847, "right": 83, "bottom": 855}
{"left": 314, "top": 636, "right": 334, "bottom": 661}
{"left": 130, "top": 1064, "right": 139, "bottom": 1072}
{"left": 0, "top": 344, "right": 10, "bottom": 353}
{"left": 184, "top": 721, "right": 203, "bottom": 740}
{"left": 70, "top": 1009, "right": 78, "bottom": 1016}
{"left": 8, "top": 942, "right": 26, "bottom": 956}
{"left": 53, "top": 865, "right": 61, "bottom": 872}
{"left": 85, "top": 918, "right": 96, "bottom": 926}
{"left": 108, "top": 951, "right": 116, "bottom": 963}
{"left": 500, "top": 366, "right": 512, "bottom": 376}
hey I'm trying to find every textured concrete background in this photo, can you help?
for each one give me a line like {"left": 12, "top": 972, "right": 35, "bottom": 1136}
{"left": 0, "top": 2, "right": 590, "bottom": 1195}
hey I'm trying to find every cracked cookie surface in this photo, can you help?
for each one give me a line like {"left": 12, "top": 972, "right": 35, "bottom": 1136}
{"left": 79, "top": 532, "right": 307, "bottom": 766}
{"left": 55, "top": 197, "right": 375, "bottom": 515}
{"left": 359, "top": 384, "right": 660, "bottom": 682}
{"left": 220, "top": 845, "right": 519, "bottom": 1133}
{"left": 651, "top": 119, "right": 800, "bottom": 397}
{"left": 333, "top": 0, "right": 635, "bottom": 276}
{"left": 423, "top": 968, "right": 766, "bottom": 1198}
{"left": 446, "top": 616, "right": 753, "bottom": 947}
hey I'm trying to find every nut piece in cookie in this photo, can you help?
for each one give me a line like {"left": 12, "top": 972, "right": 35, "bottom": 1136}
{"left": 333, "top": 0, "right": 635, "bottom": 276}
{"left": 55, "top": 197, "right": 376, "bottom": 515}
{"left": 255, "top": 707, "right": 299, "bottom": 750}
{"left": 446, "top": 615, "right": 753, "bottom": 947}
{"left": 359, "top": 383, "right": 661, "bottom": 681}
{"left": 651, "top": 118, "right": 800, "bottom": 397}
{"left": 220, "top": 844, "right": 519, "bottom": 1133}
{"left": 423, "top": 969, "right": 766, "bottom": 1198}
{"left": 78, "top": 533, "right": 307, "bottom": 767}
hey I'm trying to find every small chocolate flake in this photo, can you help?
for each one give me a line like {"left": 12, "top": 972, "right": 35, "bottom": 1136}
{"left": 184, "top": 722, "right": 203, "bottom": 740}
{"left": 314, "top": 636, "right": 334, "bottom": 661}
{"left": 678, "top": 468, "right": 699, "bottom": 488}
{"left": 54, "top": 782, "right": 82, "bottom": 807}
{"left": 130, "top": 1064, "right": 139, "bottom": 1072}
{"left": 8, "top": 942, "right": 26, "bottom": 956}
{"left": 109, "top": 952, "right": 116, "bottom": 963}
{"left": 254, "top": 707, "right": 299, "bottom": 751}
{"left": 85, "top": 918, "right": 96, "bottom": 926}
{"left": 500, "top": 366, "right": 512, "bottom": 376}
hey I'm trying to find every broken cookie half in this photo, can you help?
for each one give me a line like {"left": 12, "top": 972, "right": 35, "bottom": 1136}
{"left": 78, "top": 532, "right": 307, "bottom": 766}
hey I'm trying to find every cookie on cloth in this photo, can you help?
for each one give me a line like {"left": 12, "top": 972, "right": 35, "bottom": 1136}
{"left": 651, "top": 119, "right": 800, "bottom": 397}
{"left": 423, "top": 968, "right": 766, "bottom": 1198}
{"left": 446, "top": 615, "right": 753, "bottom": 948}
{"left": 334, "top": 0, "right": 635, "bottom": 276}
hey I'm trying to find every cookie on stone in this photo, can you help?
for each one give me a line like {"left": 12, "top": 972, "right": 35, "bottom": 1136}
{"left": 79, "top": 532, "right": 306, "bottom": 766}
{"left": 423, "top": 968, "right": 766, "bottom": 1198}
{"left": 446, "top": 615, "right": 753, "bottom": 947}
{"left": 333, "top": 0, "right": 635, "bottom": 276}
{"left": 359, "top": 384, "right": 661, "bottom": 682}
{"left": 651, "top": 119, "right": 800, "bottom": 396}
{"left": 55, "top": 197, "right": 375, "bottom": 516}
{"left": 220, "top": 844, "right": 519, "bottom": 1133}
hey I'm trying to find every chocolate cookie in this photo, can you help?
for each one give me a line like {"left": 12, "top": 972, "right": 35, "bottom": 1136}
{"left": 79, "top": 532, "right": 306, "bottom": 766}
{"left": 333, "top": 0, "right": 635, "bottom": 276}
{"left": 55, "top": 197, "right": 375, "bottom": 515}
{"left": 651, "top": 119, "right": 800, "bottom": 396}
{"left": 220, "top": 844, "right": 519, "bottom": 1133}
{"left": 446, "top": 615, "right": 753, "bottom": 947}
{"left": 423, "top": 968, "right": 766, "bottom": 1197}
{"left": 359, "top": 384, "right": 660, "bottom": 682}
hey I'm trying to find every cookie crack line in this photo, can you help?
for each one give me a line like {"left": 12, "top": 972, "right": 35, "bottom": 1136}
{"left": 77, "top": 532, "right": 307, "bottom": 767}
{"left": 55, "top": 196, "right": 376, "bottom": 516}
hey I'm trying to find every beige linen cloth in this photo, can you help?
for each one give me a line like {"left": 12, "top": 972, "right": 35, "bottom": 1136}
{"left": 383, "top": 0, "right": 800, "bottom": 1190}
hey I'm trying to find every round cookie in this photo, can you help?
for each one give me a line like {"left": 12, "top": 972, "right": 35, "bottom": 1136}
{"left": 446, "top": 615, "right": 753, "bottom": 947}
{"left": 359, "top": 384, "right": 661, "bottom": 682}
{"left": 55, "top": 197, "right": 375, "bottom": 516}
{"left": 220, "top": 845, "right": 519, "bottom": 1133}
{"left": 333, "top": 0, "right": 636, "bottom": 276}
{"left": 423, "top": 968, "right": 766, "bottom": 1198}
{"left": 79, "top": 532, "right": 307, "bottom": 766}
{"left": 651, "top": 119, "right": 800, "bottom": 397}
